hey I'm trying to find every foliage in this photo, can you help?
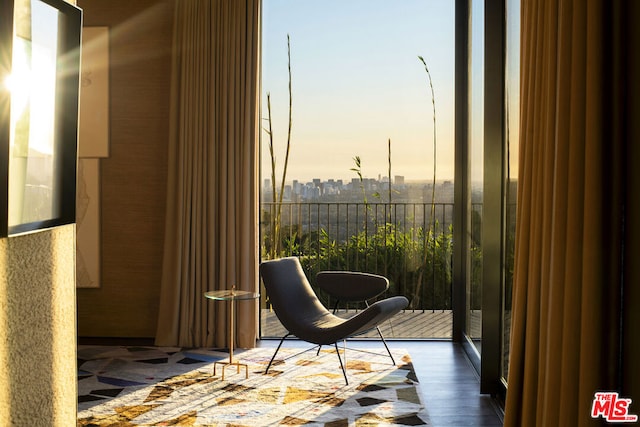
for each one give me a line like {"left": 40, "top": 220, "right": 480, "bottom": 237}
{"left": 269, "top": 219, "right": 455, "bottom": 310}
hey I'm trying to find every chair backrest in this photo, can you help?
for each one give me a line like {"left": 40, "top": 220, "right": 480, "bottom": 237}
{"left": 316, "top": 271, "right": 389, "bottom": 302}
{"left": 259, "top": 257, "right": 330, "bottom": 335}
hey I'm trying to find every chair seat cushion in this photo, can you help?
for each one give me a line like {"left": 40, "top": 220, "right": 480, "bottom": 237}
{"left": 289, "top": 296, "right": 409, "bottom": 345}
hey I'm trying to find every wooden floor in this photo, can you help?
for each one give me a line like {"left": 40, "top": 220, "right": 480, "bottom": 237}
{"left": 258, "top": 339, "right": 504, "bottom": 426}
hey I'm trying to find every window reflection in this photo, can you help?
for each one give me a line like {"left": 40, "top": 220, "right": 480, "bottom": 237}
{"left": 467, "top": 0, "right": 484, "bottom": 352}
{"left": 8, "top": 0, "right": 61, "bottom": 227}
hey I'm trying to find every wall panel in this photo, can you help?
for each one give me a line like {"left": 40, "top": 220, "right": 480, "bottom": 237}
{"left": 76, "top": 0, "right": 173, "bottom": 337}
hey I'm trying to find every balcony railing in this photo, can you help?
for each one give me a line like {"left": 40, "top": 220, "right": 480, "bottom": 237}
{"left": 261, "top": 201, "right": 472, "bottom": 311}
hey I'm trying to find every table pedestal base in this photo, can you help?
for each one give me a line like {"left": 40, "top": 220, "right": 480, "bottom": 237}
{"left": 204, "top": 287, "right": 259, "bottom": 381}
{"left": 214, "top": 359, "right": 249, "bottom": 380}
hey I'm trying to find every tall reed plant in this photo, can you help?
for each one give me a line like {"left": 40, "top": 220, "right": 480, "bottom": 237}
{"left": 413, "top": 55, "right": 438, "bottom": 307}
{"left": 263, "top": 35, "right": 293, "bottom": 259}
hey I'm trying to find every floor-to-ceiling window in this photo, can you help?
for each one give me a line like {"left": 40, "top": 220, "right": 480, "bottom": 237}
{"left": 261, "top": 1, "right": 521, "bottom": 401}
{"left": 260, "top": 0, "right": 456, "bottom": 339}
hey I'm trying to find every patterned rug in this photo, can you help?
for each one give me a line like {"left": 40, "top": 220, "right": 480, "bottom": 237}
{"left": 78, "top": 345, "right": 430, "bottom": 426}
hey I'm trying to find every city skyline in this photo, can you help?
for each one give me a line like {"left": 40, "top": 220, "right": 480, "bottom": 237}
{"left": 261, "top": 174, "right": 468, "bottom": 205}
{"left": 261, "top": 174, "right": 487, "bottom": 189}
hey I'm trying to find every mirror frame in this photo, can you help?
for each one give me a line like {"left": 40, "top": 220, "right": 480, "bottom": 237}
{"left": 0, "top": 0, "right": 82, "bottom": 237}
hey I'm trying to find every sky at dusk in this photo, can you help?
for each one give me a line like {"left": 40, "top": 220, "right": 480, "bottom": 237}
{"left": 261, "top": 0, "right": 457, "bottom": 184}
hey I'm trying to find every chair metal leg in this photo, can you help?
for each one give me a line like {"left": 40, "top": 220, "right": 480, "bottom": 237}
{"left": 334, "top": 342, "right": 348, "bottom": 385}
{"left": 265, "top": 333, "right": 290, "bottom": 374}
{"left": 377, "top": 326, "right": 396, "bottom": 365}
{"left": 364, "top": 300, "right": 396, "bottom": 365}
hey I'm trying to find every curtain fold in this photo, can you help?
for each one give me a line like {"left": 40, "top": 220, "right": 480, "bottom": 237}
{"left": 505, "top": 0, "right": 631, "bottom": 425}
{"left": 155, "top": 0, "right": 261, "bottom": 348}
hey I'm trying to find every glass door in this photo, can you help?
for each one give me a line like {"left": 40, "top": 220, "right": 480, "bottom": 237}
{"left": 467, "top": 0, "right": 484, "bottom": 356}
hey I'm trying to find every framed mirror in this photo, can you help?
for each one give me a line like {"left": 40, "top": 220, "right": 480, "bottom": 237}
{"left": 0, "top": 0, "right": 82, "bottom": 237}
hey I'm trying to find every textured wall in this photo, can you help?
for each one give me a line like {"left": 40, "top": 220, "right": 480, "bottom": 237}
{"left": 0, "top": 225, "right": 77, "bottom": 426}
{"left": 76, "top": 0, "right": 173, "bottom": 337}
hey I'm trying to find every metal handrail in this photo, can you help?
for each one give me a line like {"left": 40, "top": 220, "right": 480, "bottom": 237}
{"left": 260, "top": 201, "right": 468, "bottom": 311}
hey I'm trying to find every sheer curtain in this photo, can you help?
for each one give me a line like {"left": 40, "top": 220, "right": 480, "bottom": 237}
{"left": 155, "top": 0, "right": 261, "bottom": 348}
{"left": 504, "top": 1, "right": 637, "bottom": 425}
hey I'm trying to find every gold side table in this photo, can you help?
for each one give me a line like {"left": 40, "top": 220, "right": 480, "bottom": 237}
{"left": 204, "top": 287, "right": 259, "bottom": 380}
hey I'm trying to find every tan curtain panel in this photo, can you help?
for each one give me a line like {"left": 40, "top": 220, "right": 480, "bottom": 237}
{"left": 623, "top": 1, "right": 640, "bottom": 408}
{"left": 155, "top": 0, "right": 261, "bottom": 348}
{"left": 505, "top": 1, "right": 637, "bottom": 425}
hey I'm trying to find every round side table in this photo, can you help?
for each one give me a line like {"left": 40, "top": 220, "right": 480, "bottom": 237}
{"left": 204, "top": 287, "right": 259, "bottom": 380}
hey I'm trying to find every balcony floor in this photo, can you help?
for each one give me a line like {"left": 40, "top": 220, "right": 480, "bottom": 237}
{"left": 262, "top": 309, "right": 484, "bottom": 339}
